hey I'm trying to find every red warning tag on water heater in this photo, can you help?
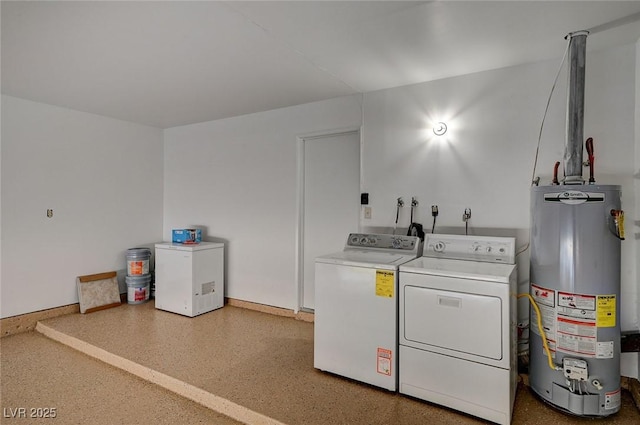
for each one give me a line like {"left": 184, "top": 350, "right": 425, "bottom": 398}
{"left": 605, "top": 389, "right": 621, "bottom": 410}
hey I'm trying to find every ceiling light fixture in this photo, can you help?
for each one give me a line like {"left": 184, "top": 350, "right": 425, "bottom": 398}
{"left": 433, "top": 122, "right": 447, "bottom": 136}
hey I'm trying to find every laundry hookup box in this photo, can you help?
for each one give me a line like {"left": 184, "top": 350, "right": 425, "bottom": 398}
{"left": 172, "top": 228, "right": 202, "bottom": 244}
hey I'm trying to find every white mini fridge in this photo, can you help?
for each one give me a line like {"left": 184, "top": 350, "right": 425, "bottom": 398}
{"left": 155, "top": 242, "right": 224, "bottom": 317}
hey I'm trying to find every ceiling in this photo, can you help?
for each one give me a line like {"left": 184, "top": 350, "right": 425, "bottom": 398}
{"left": 2, "top": 1, "right": 640, "bottom": 129}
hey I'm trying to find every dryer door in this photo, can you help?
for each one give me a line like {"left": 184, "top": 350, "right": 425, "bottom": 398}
{"left": 402, "top": 279, "right": 503, "bottom": 361}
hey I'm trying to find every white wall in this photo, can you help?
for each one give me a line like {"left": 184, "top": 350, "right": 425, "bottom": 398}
{"left": 163, "top": 95, "right": 363, "bottom": 310}
{"left": 1, "top": 95, "right": 164, "bottom": 318}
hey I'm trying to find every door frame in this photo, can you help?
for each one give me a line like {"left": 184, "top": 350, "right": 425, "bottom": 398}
{"left": 295, "top": 127, "right": 362, "bottom": 313}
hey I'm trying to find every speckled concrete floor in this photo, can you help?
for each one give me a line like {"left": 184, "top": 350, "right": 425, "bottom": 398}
{"left": 3, "top": 302, "right": 639, "bottom": 425}
{"left": 0, "top": 331, "right": 242, "bottom": 425}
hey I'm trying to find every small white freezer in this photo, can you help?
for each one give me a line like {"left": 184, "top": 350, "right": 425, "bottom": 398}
{"left": 155, "top": 242, "right": 224, "bottom": 317}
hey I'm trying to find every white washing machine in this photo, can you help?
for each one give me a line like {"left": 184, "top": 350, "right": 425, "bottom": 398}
{"left": 314, "top": 233, "right": 422, "bottom": 391}
{"left": 399, "top": 234, "right": 517, "bottom": 425}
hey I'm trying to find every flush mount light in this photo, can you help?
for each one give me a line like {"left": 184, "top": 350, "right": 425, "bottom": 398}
{"left": 433, "top": 122, "right": 447, "bottom": 136}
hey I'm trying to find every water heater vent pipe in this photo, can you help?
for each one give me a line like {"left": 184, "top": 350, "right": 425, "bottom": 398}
{"left": 563, "top": 30, "right": 589, "bottom": 184}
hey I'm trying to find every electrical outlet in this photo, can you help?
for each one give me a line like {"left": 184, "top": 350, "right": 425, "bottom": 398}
{"left": 46, "top": 209, "right": 53, "bottom": 218}
{"left": 364, "top": 207, "right": 372, "bottom": 219}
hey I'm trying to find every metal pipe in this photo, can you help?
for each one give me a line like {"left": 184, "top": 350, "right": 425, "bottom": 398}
{"left": 563, "top": 30, "right": 589, "bottom": 184}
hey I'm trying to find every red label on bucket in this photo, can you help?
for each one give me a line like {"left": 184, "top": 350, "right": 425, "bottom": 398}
{"left": 134, "top": 287, "right": 147, "bottom": 301}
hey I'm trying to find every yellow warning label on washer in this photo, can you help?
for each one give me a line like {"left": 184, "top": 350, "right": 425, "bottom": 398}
{"left": 375, "top": 270, "right": 395, "bottom": 298}
{"left": 597, "top": 295, "right": 616, "bottom": 327}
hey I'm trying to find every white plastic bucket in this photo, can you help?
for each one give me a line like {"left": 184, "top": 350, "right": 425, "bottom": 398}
{"left": 126, "top": 248, "right": 151, "bottom": 276}
{"left": 125, "top": 274, "right": 150, "bottom": 304}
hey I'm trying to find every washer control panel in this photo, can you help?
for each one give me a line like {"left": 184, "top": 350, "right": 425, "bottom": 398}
{"left": 346, "top": 233, "right": 420, "bottom": 253}
{"left": 424, "top": 234, "right": 516, "bottom": 264}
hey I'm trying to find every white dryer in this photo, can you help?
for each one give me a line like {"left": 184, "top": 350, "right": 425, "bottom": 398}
{"left": 399, "top": 234, "right": 517, "bottom": 425}
{"left": 314, "top": 233, "right": 421, "bottom": 391}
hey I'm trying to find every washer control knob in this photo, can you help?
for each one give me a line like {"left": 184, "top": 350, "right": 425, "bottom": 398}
{"left": 486, "top": 246, "right": 493, "bottom": 253}
{"left": 433, "top": 241, "right": 446, "bottom": 252}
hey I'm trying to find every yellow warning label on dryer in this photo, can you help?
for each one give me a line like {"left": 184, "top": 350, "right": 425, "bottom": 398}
{"left": 597, "top": 295, "right": 616, "bottom": 327}
{"left": 375, "top": 270, "right": 395, "bottom": 298}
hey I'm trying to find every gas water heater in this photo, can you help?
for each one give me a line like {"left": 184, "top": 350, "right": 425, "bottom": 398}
{"left": 530, "top": 185, "right": 623, "bottom": 416}
{"left": 528, "top": 31, "right": 625, "bottom": 417}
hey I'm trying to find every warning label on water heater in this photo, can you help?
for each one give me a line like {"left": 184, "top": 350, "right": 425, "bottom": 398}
{"left": 556, "top": 316, "right": 597, "bottom": 357}
{"left": 530, "top": 284, "right": 557, "bottom": 357}
{"left": 530, "top": 284, "right": 615, "bottom": 359}
{"left": 597, "top": 295, "right": 616, "bottom": 327}
{"left": 558, "top": 292, "right": 595, "bottom": 310}
{"left": 605, "top": 389, "right": 621, "bottom": 410}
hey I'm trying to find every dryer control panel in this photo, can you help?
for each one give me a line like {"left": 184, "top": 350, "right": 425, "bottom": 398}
{"left": 423, "top": 234, "right": 515, "bottom": 264}
{"left": 346, "top": 233, "right": 420, "bottom": 253}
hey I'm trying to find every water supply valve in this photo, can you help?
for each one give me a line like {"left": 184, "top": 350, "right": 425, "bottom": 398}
{"left": 462, "top": 208, "right": 472, "bottom": 235}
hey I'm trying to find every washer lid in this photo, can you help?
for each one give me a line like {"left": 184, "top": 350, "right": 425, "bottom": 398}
{"left": 316, "top": 250, "right": 418, "bottom": 269}
{"left": 400, "top": 257, "right": 515, "bottom": 283}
